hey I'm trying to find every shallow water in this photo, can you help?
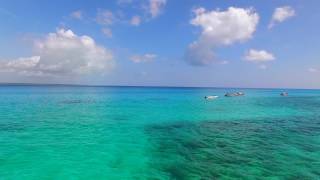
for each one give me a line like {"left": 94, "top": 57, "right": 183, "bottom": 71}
{"left": 0, "top": 86, "right": 319, "bottom": 179}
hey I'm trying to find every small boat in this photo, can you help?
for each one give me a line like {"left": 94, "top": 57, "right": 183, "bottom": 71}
{"left": 204, "top": 95, "right": 219, "bottom": 100}
{"left": 225, "top": 91, "right": 245, "bottom": 97}
{"left": 280, "top": 92, "right": 288, "bottom": 96}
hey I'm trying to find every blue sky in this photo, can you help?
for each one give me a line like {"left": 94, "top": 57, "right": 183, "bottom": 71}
{"left": 0, "top": 0, "right": 319, "bottom": 88}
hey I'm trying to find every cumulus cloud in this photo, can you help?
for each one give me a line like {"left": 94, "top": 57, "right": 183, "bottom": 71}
{"left": 130, "top": 15, "right": 141, "bottom": 26}
{"left": 70, "top": 10, "right": 83, "bottom": 20}
{"left": 0, "top": 29, "right": 114, "bottom": 77}
{"left": 0, "top": 56, "right": 40, "bottom": 74}
{"left": 185, "top": 7, "right": 259, "bottom": 66}
{"left": 244, "top": 49, "right": 275, "bottom": 62}
{"left": 190, "top": 7, "right": 259, "bottom": 45}
{"left": 148, "top": 0, "right": 167, "bottom": 18}
{"left": 269, "top": 6, "right": 295, "bottom": 29}
{"left": 130, "top": 54, "right": 157, "bottom": 63}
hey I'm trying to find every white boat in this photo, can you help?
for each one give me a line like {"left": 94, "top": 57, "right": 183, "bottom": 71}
{"left": 225, "top": 91, "right": 245, "bottom": 97}
{"left": 204, "top": 95, "right": 219, "bottom": 100}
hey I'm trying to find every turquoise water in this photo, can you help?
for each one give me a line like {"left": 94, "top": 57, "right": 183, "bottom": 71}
{"left": 0, "top": 86, "right": 320, "bottom": 179}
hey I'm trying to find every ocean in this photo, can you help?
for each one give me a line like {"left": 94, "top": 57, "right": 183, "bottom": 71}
{"left": 0, "top": 85, "right": 319, "bottom": 179}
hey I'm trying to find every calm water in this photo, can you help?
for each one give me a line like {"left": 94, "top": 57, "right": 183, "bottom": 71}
{"left": 0, "top": 85, "right": 319, "bottom": 179}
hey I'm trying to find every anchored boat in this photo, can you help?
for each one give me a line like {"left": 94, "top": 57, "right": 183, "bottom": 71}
{"left": 204, "top": 95, "right": 219, "bottom": 100}
{"left": 225, "top": 91, "right": 245, "bottom": 97}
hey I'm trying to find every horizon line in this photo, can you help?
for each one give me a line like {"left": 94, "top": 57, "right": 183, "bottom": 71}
{"left": 0, "top": 82, "right": 319, "bottom": 90}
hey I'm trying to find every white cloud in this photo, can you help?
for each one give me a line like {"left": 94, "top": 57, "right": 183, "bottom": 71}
{"left": 130, "top": 54, "right": 157, "bottom": 63}
{"left": 102, "top": 28, "right": 113, "bottom": 38}
{"left": 269, "top": 6, "right": 295, "bottom": 29}
{"left": 130, "top": 15, "right": 141, "bottom": 26}
{"left": 0, "top": 56, "right": 40, "bottom": 73}
{"left": 185, "top": 7, "right": 259, "bottom": 66}
{"left": 190, "top": 7, "right": 259, "bottom": 45}
{"left": 148, "top": 0, "right": 167, "bottom": 18}
{"left": 70, "top": 10, "right": 83, "bottom": 20}
{"left": 0, "top": 29, "right": 114, "bottom": 76}
{"left": 96, "top": 9, "right": 115, "bottom": 25}
{"left": 244, "top": 49, "right": 275, "bottom": 62}
{"left": 308, "top": 68, "right": 318, "bottom": 73}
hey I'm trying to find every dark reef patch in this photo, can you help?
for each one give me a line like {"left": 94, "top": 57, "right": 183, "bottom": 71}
{"left": 0, "top": 123, "right": 26, "bottom": 132}
{"left": 145, "top": 116, "right": 320, "bottom": 179}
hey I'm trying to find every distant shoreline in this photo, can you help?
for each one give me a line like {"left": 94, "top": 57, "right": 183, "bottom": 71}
{"left": 0, "top": 82, "right": 318, "bottom": 90}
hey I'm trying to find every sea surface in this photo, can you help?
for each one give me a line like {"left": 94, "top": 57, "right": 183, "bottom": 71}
{"left": 0, "top": 85, "right": 319, "bottom": 179}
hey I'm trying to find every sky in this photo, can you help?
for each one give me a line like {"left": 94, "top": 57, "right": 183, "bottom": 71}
{"left": 0, "top": 0, "right": 319, "bottom": 88}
